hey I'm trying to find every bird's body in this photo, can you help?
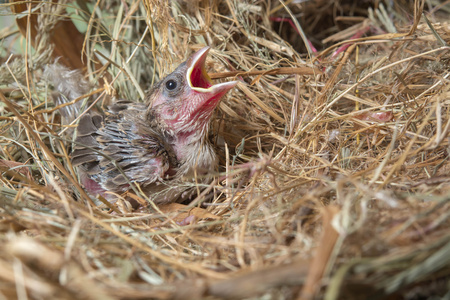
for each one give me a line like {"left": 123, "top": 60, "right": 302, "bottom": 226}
{"left": 52, "top": 47, "right": 236, "bottom": 204}
{"left": 72, "top": 100, "right": 216, "bottom": 204}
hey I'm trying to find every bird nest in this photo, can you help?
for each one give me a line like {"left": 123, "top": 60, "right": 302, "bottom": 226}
{"left": 1, "top": 0, "right": 450, "bottom": 299}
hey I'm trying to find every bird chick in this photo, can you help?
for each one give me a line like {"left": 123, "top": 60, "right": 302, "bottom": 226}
{"left": 71, "top": 47, "right": 237, "bottom": 204}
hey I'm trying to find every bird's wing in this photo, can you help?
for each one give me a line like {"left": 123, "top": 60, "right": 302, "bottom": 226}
{"left": 72, "top": 103, "right": 175, "bottom": 193}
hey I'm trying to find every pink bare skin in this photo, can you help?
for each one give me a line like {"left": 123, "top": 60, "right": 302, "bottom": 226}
{"left": 71, "top": 47, "right": 237, "bottom": 204}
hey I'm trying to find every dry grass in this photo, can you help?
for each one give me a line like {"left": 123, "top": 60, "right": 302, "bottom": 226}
{"left": 1, "top": 0, "right": 450, "bottom": 299}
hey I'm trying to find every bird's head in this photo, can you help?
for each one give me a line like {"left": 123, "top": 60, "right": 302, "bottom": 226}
{"left": 146, "top": 47, "right": 237, "bottom": 144}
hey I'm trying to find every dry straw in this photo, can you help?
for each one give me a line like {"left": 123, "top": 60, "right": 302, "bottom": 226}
{"left": 0, "top": 0, "right": 450, "bottom": 299}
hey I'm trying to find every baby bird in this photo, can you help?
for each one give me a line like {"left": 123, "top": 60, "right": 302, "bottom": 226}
{"left": 67, "top": 47, "right": 236, "bottom": 204}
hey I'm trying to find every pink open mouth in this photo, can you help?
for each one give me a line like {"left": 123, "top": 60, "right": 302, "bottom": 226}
{"left": 188, "top": 47, "right": 213, "bottom": 90}
{"left": 187, "top": 47, "right": 237, "bottom": 95}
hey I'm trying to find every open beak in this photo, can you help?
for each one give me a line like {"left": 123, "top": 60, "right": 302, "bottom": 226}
{"left": 187, "top": 47, "right": 237, "bottom": 100}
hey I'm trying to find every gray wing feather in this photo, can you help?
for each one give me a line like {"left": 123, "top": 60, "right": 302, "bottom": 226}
{"left": 72, "top": 103, "right": 175, "bottom": 194}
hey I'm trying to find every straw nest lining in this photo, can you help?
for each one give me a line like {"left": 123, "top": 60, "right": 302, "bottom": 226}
{"left": 0, "top": 0, "right": 450, "bottom": 299}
